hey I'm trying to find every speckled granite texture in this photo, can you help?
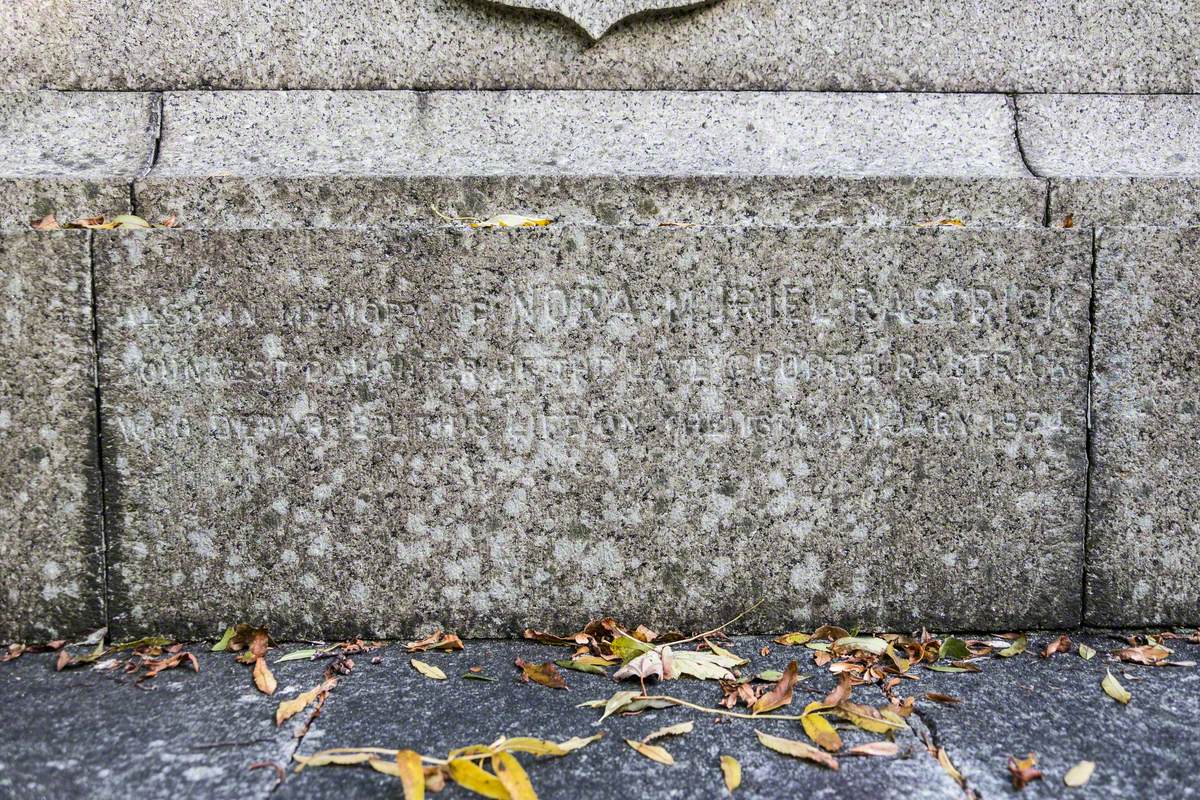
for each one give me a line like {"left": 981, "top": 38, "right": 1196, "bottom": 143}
{"left": 1089, "top": 228, "right": 1200, "bottom": 626}
{"left": 0, "top": 92, "right": 158, "bottom": 230}
{"left": 135, "top": 90, "right": 1043, "bottom": 229}
{"left": 94, "top": 226, "right": 1089, "bottom": 638}
{"left": 1019, "top": 94, "right": 1200, "bottom": 226}
{"left": 0, "top": 232, "right": 104, "bottom": 640}
{"left": 1, "top": 0, "right": 1196, "bottom": 92}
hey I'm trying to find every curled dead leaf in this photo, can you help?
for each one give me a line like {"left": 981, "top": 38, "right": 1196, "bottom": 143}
{"left": 1102, "top": 670, "right": 1131, "bottom": 704}
{"left": 253, "top": 657, "right": 277, "bottom": 695}
{"left": 845, "top": 741, "right": 900, "bottom": 757}
{"left": 515, "top": 658, "right": 567, "bottom": 689}
{"left": 1008, "top": 753, "right": 1043, "bottom": 790}
{"left": 755, "top": 730, "right": 839, "bottom": 770}
{"left": 752, "top": 660, "right": 798, "bottom": 714}
{"left": 1041, "top": 634, "right": 1072, "bottom": 659}
{"left": 405, "top": 631, "right": 464, "bottom": 653}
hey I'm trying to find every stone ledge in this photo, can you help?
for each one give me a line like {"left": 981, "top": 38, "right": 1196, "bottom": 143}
{"left": 136, "top": 90, "right": 1043, "bottom": 228}
{"left": 1, "top": 0, "right": 1197, "bottom": 93}
{"left": 0, "top": 92, "right": 159, "bottom": 230}
{"left": 1019, "top": 95, "right": 1200, "bottom": 226}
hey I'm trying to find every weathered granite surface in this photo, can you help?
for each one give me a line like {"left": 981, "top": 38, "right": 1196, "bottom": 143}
{"left": 0, "top": 92, "right": 158, "bottom": 230}
{"left": 1089, "top": 228, "right": 1200, "bottom": 626}
{"left": 2, "top": 0, "right": 1196, "bottom": 92}
{"left": 137, "top": 90, "right": 1043, "bottom": 228}
{"left": 1019, "top": 94, "right": 1200, "bottom": 227}
{"left": 0, "top": 644, "right": 316, "bottom": 799}
{"left": 95, "top": 226, "right": 1089, "bottom": 638}
{"left": 0, "top": 232, "right": 104, "bottom": 640}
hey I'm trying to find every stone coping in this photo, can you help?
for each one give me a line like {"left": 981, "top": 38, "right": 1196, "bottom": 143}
{"left": 2, "top": 0, "right": 1197, "bottom": 93}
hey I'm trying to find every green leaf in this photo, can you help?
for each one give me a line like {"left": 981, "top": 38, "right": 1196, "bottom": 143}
{"left": 463, "top": 672, "right": 497, "bottom": 682}
{"left": 1078, "top": 644, "right": 1097, "bottom": 660}
{"left": 212, "top": 626, "right": 236, "bottom": 652}
{"left": 276, "top": 648, "right": 318, "bottom": 663}
{"left": 556, "top": 658, "right": 608, "bottom": 675}
{"left": 1102, "top": 670, "right": 1131, "bottom": 704}
{"left": 756, "top": 670, "right": 784, "bottom": 682}
{"left": 938, "top": 637, "right": 971, "bottom": 661}
{"left": 998, "top": 635, "right": 1027, "bottom": 658}
{"left": 611, "top": 634, "right": 653, "bottom": 663}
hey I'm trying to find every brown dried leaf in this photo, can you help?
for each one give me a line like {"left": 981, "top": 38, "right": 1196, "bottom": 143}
{"left": 515, "top": 658, "right": 567, "bottom": 689}
{"left": 937, "top": 747, "right": 964, "bottom": 786}
{"left": 276, "top": 678, "right": 337, "bottom": 726}
{"left": 253, "top": 657, "right": 277, "bottom": 695}
{"left": 755, "top": 730, "right": 839, "bottom": 770}
{"left": 1041, "top": 634, "right": 1072, "bottom": 658}
{"left": 924, "top": 692, "right": 961, "bottom": 705}
{"left": 752, "top": 660, "right": 798, "bottom": 714}
{"left": 1008, "top": 753, "right": 1043, "bottom": 790}
{"left": 31, "top": 214, "right": 60, "bottom": 230}
{"left": 405, "top": 632, "right": 465, "bottom": 653}
{"left": 140, "top": 651, "right": 199, "bottom": 680}
{"left": 845, "top": 741, "right": 900, "bottom": 757}
{"left": 1114, "top": 644, "right": 1172, "bottom": 665}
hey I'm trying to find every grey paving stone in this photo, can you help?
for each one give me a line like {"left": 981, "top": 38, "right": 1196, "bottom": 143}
{"left": 0, "top": 646, "right": 319, "bottom": 800}
{"left": 280, "top": 637, "right": 961, "bottom": 800}
{"left": 2, "top": 0, "right": 1196, "bottom": 92}
{"left": 0, "top": 232, "right": 103, "bottom": 640}
{"left": 1019, "top": 95, "right": 1200, "bottom": 227}
{"left": 916, "top": 633, "right": 1200, "bottom": 798}
{"left": 0, "top": 92, "right": 158, "bottom": 231}
{"left": 137, "top": 90, "right": 1043, "bottom": 229}
{"left": 1089, "top": 228, "right": 1200, "bottom": 626}
{"left": 95, "top": 226, "right": 1089, "bottom": 639}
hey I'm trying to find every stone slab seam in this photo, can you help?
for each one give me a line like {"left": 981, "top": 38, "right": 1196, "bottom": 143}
{"left": 86, "top": 230, "right": 110, "bottom": 632}
{"left": 131, "top": 92, "right": 164, "bottom": 217}
{"left": 1009, "top": 93, "right": 1050, "bottom": 226}
{"left": 1083, "top": 227, "right": 1099, "bottom": 624}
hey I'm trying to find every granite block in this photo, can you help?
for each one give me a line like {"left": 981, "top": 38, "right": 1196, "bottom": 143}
{"left": 1, "top": 0, "right": 1196, "bottom": 92}
{"left": 1019, "top": 95, "right": 1200, "bottom": 227}
{"left": 1089, "top": 227, "right": 1200, "bottom": 626}
{"left": 0, "top": 92, "right": 159, "bottom": 230}
{"left": 0, "top": 232, "right": 104, "bottom": 640}
{"left": 137, "top": 91, "right": 1044, "bottom": 228}
{"left": 95, "top": 226, "right": 1090, "bottom": 638}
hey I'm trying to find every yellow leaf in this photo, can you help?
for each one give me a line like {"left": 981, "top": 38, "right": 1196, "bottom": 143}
{"left": 491, "top": 752, "right": 537, "bottom": 800}
{"left": 720, "top": 755, "right": 741, "bottom": 792}
{"left": 557, "top": 733, "right": 604, "bottom": 753}
{"left": 1078, "top": 644, "right": 1097, "bottom": 660}
{"left": 396, "top": 750, "right": 426, "bottom": 800}
{"left": 111, "top": 214, "right": 152, "bottom": 229}
{"left": 275, "top": 678, "right": 335, "bottom": 726}
{"left": 937, "top": 747, "right": 964, "bottom": 786}
{"left": 448, "top": 757, "right": 510, "bottom": 799}
{"left": 294, "top": 749, "right": 394, "bottom": 770}
{"left": 495, "top": 737, "right": 567, "bottom": 757}
{"left": 643, "top": 721, "right": 693, "bottom": 743}
{"left": 773, "top": 632, "right": 812, "bottom": 646}
{"left": 754, "top": 730, "right": 838, "bottom": 770}
{"left": 1064, "top": 760, "right": 1095, "bottom": 787}
{"left": 469, "top": 214, "right": 552, "bottom": 229}
{"left": 1102, "top": 670, "right": 1131, "bottom": 704}
{"left": 801, "top": 712, "right": 843, "bottom": 752}
{"left": 411, "top": 658, "right": 447, "bottom": 680}
{"left": 998, "top": 635, "right": 1028, "bottom": 657}
{"left": 252, "top": 657, "right": 277, "bottom": 695}
{"left": 833, "top": 701, "right": 906, "bottom": 734}
{"left": 625, "top": 739, "right": 674, "bottom": 765}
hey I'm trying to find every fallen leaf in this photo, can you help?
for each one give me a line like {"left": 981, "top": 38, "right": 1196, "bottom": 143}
{"left": 1114, "top": 644, "right": 1172, "bottom": 665}
{"left": 937, "top": 748, "right": 964, "bottom": 786}
{"left": 801, "top": 711, "right": 843, "bottom": 752}
{"left": 1008, "top": 753, "right": 1043, "bottom": 790}
{"left": 998, "top": 635, "right": 1028, "bottom": 657}
{"left": 704, "top": 640, "right": 749, "bottom": 666}
{"left": 720, "top": 755, "right": 741, "bottom": 792}
{"left": 276, "top": 648, "right": 318, "bottom": 663}
{"left": 928, "top": 661, "right": 981, "bottom": 673}
{"left": 406, "top": 631, "right": 465, "bottom": 652}
{"left": 670, "top": 648, "right": 739, "bottom": 681}
{"left": 752, "top": 660, "right": 799, "bottom": 714}
{"left": 556, "top": 656, "right": 609, "bottom": 675}
{"left": 253, "top": 657, "right": 277, "bottom": 695}
{"left": 924, "top": 692, "right": 961, "bottom": 705}
{"left": 755, "top": 670, "right": 783, "bottom": 682}
{"left": 463, "top": 672, "right": 497, "bottom": 682}
{"left": 276, "top": 678, "right": 337, "bottom": 726}
{"left": 1042, "top": 634, "right": 1072, "bottom": 658}
{"left": 1062, "top": 214, "right": 1075, "bottom": 229}
{"left": 395, "top": 750, "right": 425, "bottom": 800}
{"left": 833, "top": 636, "right": 889, "bottom": 656}
{"left": 1102, "top": 670, "right": 1131, "bottom": 704}
{"left": 212, "top": 626, "right": 236, "bottom": 651}
{"left": 755, "top": 730, "right": 839, "bottom": 770}
{"left": 596, "top": 690, "right": 640, "bottom": 722}
{"left": 495, "top": 738, "right": 567, "bottom": 757}
{"left": 470, "top": 214, "right": 553, "bottom": 229}
{"left": 938, "top": 637, "right": 970, "bottom": 661}
{"left": 833, "top": 701, "right": 906, "bottom": 734}
{"left": 845, "top": 741, "right": 900, "bottom": 757}
{"left": 643, "top": 721, "right": 693, "bottom": 743}
{"left": 140, "top": 651, "right": 200, "bottom": 681}
{"left": 515, "top": 658, "right": 567, "bottom": 689}
{"left": 626, "top": 739, "right": 674, "bottom": 765}
{"left": 492, "top": 751, "right": 536, "bottom": 800}
{"left": 1078, "top": 644, "right": 1096, "bottom": 660}
{"left": 774, "top": 632, "right": 812, "bottom": 646}
{"left": 448, "top": 755, "right": 509, "bottom": 798}
{"left": 31, "top": 214, "right": 60, "bottom": 230}
{"left": 1064, "top": 760, "right": 1095, "bottom": 787}
{"left": 557, "top": 733, "right": 604, "bottom": 753}
{"left": 110, "top": 214, "right": 152, "bottom": 229}
{"left": 411, "top": 659, "right": 447, "bottom": 681}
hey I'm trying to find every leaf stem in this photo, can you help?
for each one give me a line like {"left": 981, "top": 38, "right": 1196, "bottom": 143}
{"left": 637, "top": 694, "right": 811, "bottom": 722}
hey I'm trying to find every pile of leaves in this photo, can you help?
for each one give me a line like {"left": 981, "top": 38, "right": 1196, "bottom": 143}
{"left": 8, "top": 630, "right": 199, "bottom": 683}
{"left": 295, "top": 732, "right": 602, "bottom": 799}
